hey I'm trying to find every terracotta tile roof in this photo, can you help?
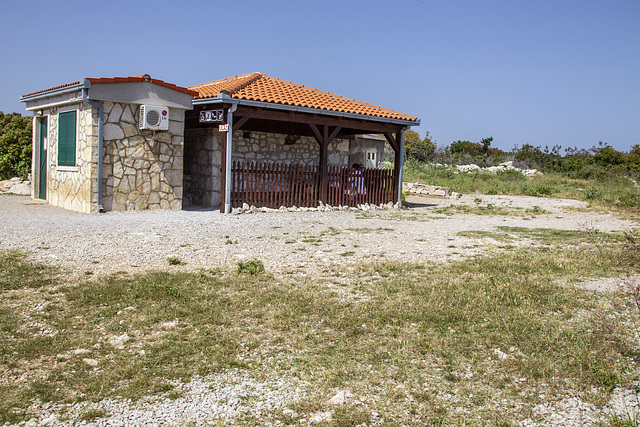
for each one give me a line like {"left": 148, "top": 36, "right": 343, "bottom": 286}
{"left": 188, "top": 73, "right": 418, "bottom": 122}
{"left": 87, "top": 76, "right": 197, "bottom": 95}
{"left": 22, "top": 81, "right": 83, "bottom": 98}
{"left": 22, "top": 75, "right": 196, "bottom": 98}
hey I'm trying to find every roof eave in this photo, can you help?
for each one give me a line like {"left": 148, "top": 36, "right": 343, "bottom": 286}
{"left": 192, "top": 97, "right": 420, "bottom": 127}
{"left": 20, "top": 80, "right": 90, "bottom": 103}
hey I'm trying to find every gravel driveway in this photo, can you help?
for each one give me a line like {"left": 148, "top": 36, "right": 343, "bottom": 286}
{"left": 0, "top": 193, "right": 633, "bottom": 278}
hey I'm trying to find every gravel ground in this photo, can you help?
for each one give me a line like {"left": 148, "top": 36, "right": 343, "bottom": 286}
{"left": 0, "top": 194, "right": 634, "bottom": 280}
{"left": 2, "top": 193, "right": 639, "bottom": 426}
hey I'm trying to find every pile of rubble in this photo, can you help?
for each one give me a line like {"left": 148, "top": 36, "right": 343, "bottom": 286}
{"left": 0, "top": 177, "right": 31, "bottom": 195}
{"left": 403, "top": 182, "right": 462, "bottom": 199}
{"left": 456, "top": 161, "right": 541, "bottom": 176}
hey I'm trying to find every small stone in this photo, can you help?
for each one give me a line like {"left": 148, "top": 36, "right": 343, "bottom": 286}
{"left": 83, "top": 358, "right": 98, "bottom": 366}
{"left": 8, "top": 183, "right": 31, "bottom": 196}
{"left": 40, "top": 415, "right": 58, "bottom": 426}
{"left": 309, "top": 411, "right": 333, "bottom": 424}
{"left": 109, "top": 333, "right": 130, "bottom": 349}
{"left": 328, "top": 389, "right": 354, "bottom": 405}
{"left": 162, "top": 321, "right": 178, "bottom": 329}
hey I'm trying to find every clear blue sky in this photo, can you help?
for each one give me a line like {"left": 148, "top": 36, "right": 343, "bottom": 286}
{"left": 1, "top": 0, "right": 638, "bottom": 153}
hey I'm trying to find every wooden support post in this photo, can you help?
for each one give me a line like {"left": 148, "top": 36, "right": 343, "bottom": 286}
{"left": 309, "top": 124, "right": 341, "bottom": 204}
{"left": 319, "top": 125, "right": 329, "bottom": 203}
{"left": 219, "top": 128, "right": 228, "bottom": 213}
{"left": 385, "top": 132, "right": 402, "bottom": 205}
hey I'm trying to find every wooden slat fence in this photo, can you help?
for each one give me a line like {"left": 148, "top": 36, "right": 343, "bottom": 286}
{"left": 231, "top": 161, "right": 397, "bottom": 209}
{"left": 327, "top": 165, "right": 397, "bottom": 207}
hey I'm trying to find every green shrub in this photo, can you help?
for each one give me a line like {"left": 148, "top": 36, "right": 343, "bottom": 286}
{"left": 585, "top": 186, "right": 601, "bottom": 200}
{"left": 523, "top": 183, "right": 557, "bottom": 197}
{"left": 0, "top": 112, "right": 32, "bottom": 180}
{"left": 497, "top": 169, "right": 526, "bottom": 182}
{"left": 237, "top": 259, "right": 264, "bottom": 275}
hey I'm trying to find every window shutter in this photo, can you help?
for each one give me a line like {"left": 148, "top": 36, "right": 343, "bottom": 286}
{"left": 58, "top": 111, "right": 76, "bottom": 166}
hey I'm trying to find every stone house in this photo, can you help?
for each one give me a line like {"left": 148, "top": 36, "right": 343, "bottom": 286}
{"left": 21, "top": 75, "right": 194, "bottom": 213}
{"left": 21, "top": 73, "right": 419, "bottom": 213}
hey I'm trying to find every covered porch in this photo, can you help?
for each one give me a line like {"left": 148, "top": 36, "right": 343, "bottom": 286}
{"left": 183, "top": 73, "right": 419, "bottom": 212}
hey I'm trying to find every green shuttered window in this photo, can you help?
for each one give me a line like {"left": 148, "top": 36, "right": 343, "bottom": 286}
{"left": 58, "top": 111, "right": 77, "bottom": 167}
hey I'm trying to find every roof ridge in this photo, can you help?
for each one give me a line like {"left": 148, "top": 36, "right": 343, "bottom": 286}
{"left": 226, "top": 72, "right": 263, "bottom": 95}
{"left": 260, "top": 74, "right": 413, "bottom": 118}
{"left": 187, "top": 72, "right": 261, "bottom": 90}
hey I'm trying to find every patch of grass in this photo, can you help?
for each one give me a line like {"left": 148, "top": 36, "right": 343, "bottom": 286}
{"left": 599, "top": 413, "right": 640, "bottom": 426}
{"left": 237, "top": 259, "right": 265, "bottom": 275}
{"left": 346, "top": 227, "right": 394, "bottom": 234}
{"left": 457, "top": 230, "right": 515, "bottom": 243}
{"left": 79, "top": 408, "right": 107, "bottom": 421}
{"left": 0, "top": 249, "right": 59, "bottom": 290}
{"left": 524, "top": 205, "right": 549, "bottom": 215}
{"left": 167, "top": 257, "right": 184, "bottom": 266}
{"left": 432, "top": 203, "right": 516, "bottom": 216}
{"left": 301, "top": 236, "right": 322, "bottom": 243}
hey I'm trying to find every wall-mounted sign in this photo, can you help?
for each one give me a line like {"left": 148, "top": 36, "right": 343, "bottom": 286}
{"left": 218, "top": 124, "right": 229, "bottom": 132}
{"left": 199, "top": 109, "right": 224, "bottom": 123}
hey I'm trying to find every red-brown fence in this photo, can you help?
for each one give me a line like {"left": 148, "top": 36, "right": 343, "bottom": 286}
{"left": 231, "top": 161, "right": 397, "bottom": 209}
{"left": 326, "top": 165, "right": 397, "bottom": 207}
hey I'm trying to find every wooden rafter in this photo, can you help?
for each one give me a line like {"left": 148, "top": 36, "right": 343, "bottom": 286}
{"left": 233, "top": 116, "right": 250, "bottom": 132}
{"left": 384, "top": 132, "right": 399, "bottom": 152}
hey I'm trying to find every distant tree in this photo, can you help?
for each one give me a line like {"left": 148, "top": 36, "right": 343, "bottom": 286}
{"left": 0, "top": 112, "right": 32, "bottom": 180}
{"left": 592, "top": 142, "right": 624, "bottom": 167}
{"left": 480, "top": 136, "right": 493, "bottom": 156}
{"left": 450, "top": 140, "right": 484, "bottom": 157}
{"left": 629, "top": 144, "right": 640, "bottom": 166}
{"left": 404, "top": 129, "right": 421, "bottom": 145}
{"left": 405, "top": 130, "right": 436, "bottom": 162}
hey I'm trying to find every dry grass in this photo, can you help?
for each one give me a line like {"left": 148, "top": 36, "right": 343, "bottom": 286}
{"left": 1, "top": 228, "right": 639, "bottom": 425}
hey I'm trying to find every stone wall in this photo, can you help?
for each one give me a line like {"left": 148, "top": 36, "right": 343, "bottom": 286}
{"left": 183, "top": 130, "right": 352, "bottom": 208}
{"left": 348, "top": 136, "right": 385, "bottom": 168}
{"left": 183, "top": 128, "right": 220, "bottom": 207}
{"left": 39, "top": 103, "right": 97, "bottom": 213}
{"left": 101, "top": 102, "right": 184, "bottom": 211}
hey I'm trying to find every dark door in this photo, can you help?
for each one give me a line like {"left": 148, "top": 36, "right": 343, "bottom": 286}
{"left": 38, "top": 117, "right": 47, "bottom": 200}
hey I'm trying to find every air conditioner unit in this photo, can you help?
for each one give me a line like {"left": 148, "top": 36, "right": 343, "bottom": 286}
{"left": 139, "top": 105, "right": 169, "bottom": 130}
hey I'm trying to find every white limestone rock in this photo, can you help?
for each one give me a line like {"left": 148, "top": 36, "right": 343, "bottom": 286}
{"left": 328, "top": 389, "right": 354, "bottom": 405}
{"left": 8, "top": 182, "right": 31, "bottom": 195}
{"left": 309, "top": 411, "right": 333, "bottom": 424}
